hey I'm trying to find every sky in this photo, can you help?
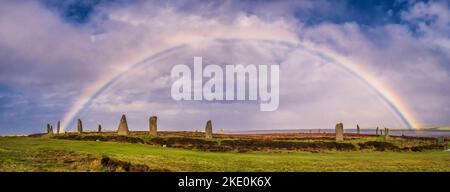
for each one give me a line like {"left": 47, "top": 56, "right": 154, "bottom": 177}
{"left": 0, "top": 0, "right": 449, "bottom": 134}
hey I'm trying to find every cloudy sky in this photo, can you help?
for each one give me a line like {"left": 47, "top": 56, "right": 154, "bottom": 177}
{"left": 0, "top": 0, "right": 449, "bottom": 134}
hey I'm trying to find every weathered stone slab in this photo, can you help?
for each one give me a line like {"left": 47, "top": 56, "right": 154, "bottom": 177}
{"left": 46, "top": 123, "right": 50, "bottom": 134}
{"left": 335, "top": 123, "right": 344, "bottom": 141}
{"left": 117, "top": 114, "right": 129, "bottom": 136}
{"left": 205, "top": 120, "right": 213, "bottom": 139}
{"left": 149, "top": 116, "right": 157, "bottom": 136}
{"left": 384, "top": 127, "right": 390, "bottom": 139}
{"left": 56, "top": 121, "right": 61, "bottom": 134}
{"left": 77, "top": 119, "right": 83, "bottom": 133}
{"left": 47, "top": 123, "right": 53, "bottom": 135}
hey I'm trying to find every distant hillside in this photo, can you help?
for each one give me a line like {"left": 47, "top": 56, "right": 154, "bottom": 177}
{"left": 424, "top": 126, "right": 450, "bottom": 131}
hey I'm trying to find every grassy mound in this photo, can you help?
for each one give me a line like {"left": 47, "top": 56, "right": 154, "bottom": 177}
{"left": 51, "top": 133, "right": 446, "bottom": 152}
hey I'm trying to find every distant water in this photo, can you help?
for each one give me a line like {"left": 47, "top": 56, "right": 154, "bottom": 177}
{"left": 228, "top": 129, "right": 450, "bottom": 138}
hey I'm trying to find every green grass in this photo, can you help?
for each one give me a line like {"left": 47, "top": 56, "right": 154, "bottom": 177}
{"left": 277, "top": 136, "right": 441, "bottom": 148}
{"left": 0, "top": 136, "right": 449, "bottom": 172}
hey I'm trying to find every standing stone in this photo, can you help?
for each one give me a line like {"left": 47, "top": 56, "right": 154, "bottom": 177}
{"left": 376, "top": 127, "right": 379, "bottom": 135}
{"left": 149, "top": 116, "right": 157, "bottom": 136}
{"left": 56, "top": 121, "right": 61, "bottom": 134}
{"left": 205, "top": 120, "right": 213, "bottom": 139}
{"left": 356, "top": 124, "right": 360, "bottom": 135}
{"left": 98, "top": 124, "right": 102, "bottom": 133}
{"left": 117, "top": 114, "right": 129, "bottom": 136}
{"left": 335, "top": 122, "right": 344, "bottom": 141}
{"left": 77, "top": 119, "right": 83, "bottom": 133}
{"left": 47, "top": 123, "right": 53, "bottom": 135}
{"left": 384, "top": 127, "right": 390, "bottom": 139}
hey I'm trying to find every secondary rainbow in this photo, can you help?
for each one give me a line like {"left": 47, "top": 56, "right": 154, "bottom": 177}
{"left": 60, "top": 38, "right": 420, "bottom": 131}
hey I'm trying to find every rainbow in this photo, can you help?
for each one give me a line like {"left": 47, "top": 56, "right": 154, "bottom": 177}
{"left": 300, "top": 41, "right": 420, "bottom": 129}
{"left": 61, "top": 38, "right": 420, "bottom": 131}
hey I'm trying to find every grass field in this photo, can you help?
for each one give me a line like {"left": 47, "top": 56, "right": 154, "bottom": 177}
{"left": 0, "top": 136, "right": 449, "bottom": 172}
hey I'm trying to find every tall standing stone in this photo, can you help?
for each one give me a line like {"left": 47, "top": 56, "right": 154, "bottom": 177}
{"left": 356, "top": 124, "right": 360, "bottom": 135}
{"left": 335, "top": 122, "right": 344, "bottom": 141}
{"left": 205, "top": 120, "right": 213, "bottom": 139}
{"left": 46, "top": 123, "right": 50, "bottom": 134}
{"left": 98, "top": 124, "right": 102, "bottom": 133}
{"left": 384, "top": 127, "right": 390, "bottom": 139}
{"left": 47, "top": 123, "right": 53, "bottom": 135}
{"left": 117, "top": 114, "right": 129, "bottom": 136}
{"left": 56, "top": 121, "right": 61, "bottom": 134}
{"left": 77, "top": 119, "right": 83, "bottom": 133}
{"left": 149, "top": 116, "right": 157, "bottom": 136}
{"left": 376, "top": 127, "right": 379, "bottom": 135}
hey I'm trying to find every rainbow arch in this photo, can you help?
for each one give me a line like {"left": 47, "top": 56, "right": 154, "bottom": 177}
{"left": 60, "top": 38, "right": 420, "bottom": 131}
